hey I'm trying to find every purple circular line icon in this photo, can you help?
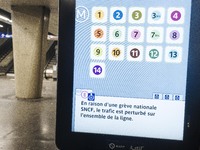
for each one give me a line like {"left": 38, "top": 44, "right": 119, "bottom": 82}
{"left": 171, "top": 10, "right": 181, "bottom": 21}
{"left": 170, "top": 30, "right": 180, "bottom": 40}
{"left": 131, "top": 29, "right": 141, "bottom": 40}
{"left": 81, "top": 91, "right": 88, "bottom": 99}
{"left": 93, "top": 65, "right": 102, "bottom": 75}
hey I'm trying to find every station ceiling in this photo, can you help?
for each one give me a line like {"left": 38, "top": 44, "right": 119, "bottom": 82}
{"left": 0, "top": 0, "right": 58, "bottom": 35}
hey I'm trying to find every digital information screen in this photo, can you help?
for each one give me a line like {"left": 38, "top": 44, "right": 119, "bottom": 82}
{"left": 72, "top": 0, "right": 192, "bottom": 141}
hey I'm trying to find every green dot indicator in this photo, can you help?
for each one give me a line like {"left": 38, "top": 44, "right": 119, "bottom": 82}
{"left": 113, "top": 29, "right": 121, "bottom": 39}
{"left": 149, "top": 49, "right": 159, "bottom": 59}
{"left": 150, "top": 30, "right": 160, "bottom": 40}
{"left": 132, "top": 10, "right": 142, "bottom": 20}
{"left": 94, "top": 47, "right": 103, "bottom": 57}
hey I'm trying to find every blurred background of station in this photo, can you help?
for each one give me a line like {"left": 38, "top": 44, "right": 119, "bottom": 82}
{"left": 0, "top": 0, "right": 60, "bottom": 100}
{"left": 0, "top": 1, "right": 59, "bottom": 149}
{"left": 0, "top": 1, "right": 59, "bottom": 80}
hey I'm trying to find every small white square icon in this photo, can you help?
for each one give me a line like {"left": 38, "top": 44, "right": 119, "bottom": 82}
{"left": 109, "top": 26, "right": 126, "bottom": 42}
{"left": 165, "top": 46, "right": 182, "bottom": 63}
{"left": 167, "top": 8, "right": 185, "bottom": 24}
{"left": 166, "top": 27, "right": 184, "bottom": 44}
{"left": 146, "top": 27, "right": 164, "bottom": 43}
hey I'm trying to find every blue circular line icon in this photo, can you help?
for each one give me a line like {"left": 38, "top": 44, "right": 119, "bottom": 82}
{"left": 113, "top": 10, "right": 123, "bottom": 20}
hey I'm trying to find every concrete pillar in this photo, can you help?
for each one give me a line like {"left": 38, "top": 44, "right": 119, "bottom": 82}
{"left": 11, "top": 6, "right": 50, "bottom": 99}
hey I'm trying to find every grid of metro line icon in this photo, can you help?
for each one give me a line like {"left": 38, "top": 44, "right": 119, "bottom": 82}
{"left": 90, "top": 7, "right": 185, "bottom": 63}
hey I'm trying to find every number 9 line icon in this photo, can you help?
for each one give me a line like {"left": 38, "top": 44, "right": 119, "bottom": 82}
{"left": 90, "top": 44, "right": 106, "bottom": 60}
{"left": 94, "top": 47, "right": 103, "bottom": 57}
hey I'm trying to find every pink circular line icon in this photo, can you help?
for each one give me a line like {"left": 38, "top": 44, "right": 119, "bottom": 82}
{"left": 81, "top": 91, "right": 88, "bottom": 99}
{"left": 171, "top": 10, "right": 181, "bottom": 21}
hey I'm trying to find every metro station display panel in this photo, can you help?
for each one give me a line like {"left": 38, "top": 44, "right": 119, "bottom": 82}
{"left": 72, "top": 0, "right": 191, "bottom": 141}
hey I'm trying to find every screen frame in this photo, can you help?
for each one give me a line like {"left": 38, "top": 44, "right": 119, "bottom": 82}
{"left": 56, "top": 0, "right": 200, "bottom": 149}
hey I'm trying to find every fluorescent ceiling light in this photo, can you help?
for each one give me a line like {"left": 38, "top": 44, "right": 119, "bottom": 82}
{"left": 0, "top": 15, "right": 12, "bottom": 24}
{"left": 0, "top": 24, "right": 3, "bottom": 28}
{"left": 5, "top": 34, "right": 12, "bottom": 38}
{"left": 47, "top": 35, "right": 58, "bottom": 41}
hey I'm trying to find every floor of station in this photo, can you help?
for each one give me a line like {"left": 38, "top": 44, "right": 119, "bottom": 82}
{"left": 0, "top": 76, "right": 58, "bottom": 150}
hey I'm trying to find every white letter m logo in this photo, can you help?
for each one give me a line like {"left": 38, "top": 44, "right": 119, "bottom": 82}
{"left": 76, "top": 6, "right": 89, "bottom": 23}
